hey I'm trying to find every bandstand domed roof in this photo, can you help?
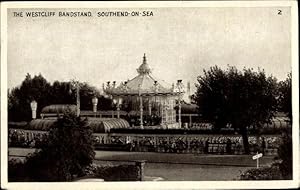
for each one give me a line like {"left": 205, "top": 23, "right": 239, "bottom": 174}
{"left": 105, "top": 54, "right": 179, "bottom": 96}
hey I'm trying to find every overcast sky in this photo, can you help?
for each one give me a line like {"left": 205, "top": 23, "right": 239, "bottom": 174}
{"left": 7, "top": 7, "right": 291, "bottom": 95}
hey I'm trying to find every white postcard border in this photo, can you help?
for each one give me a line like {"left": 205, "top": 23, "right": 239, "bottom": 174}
{"left": 1, "top": 1, "right": 299, "bottom": 189}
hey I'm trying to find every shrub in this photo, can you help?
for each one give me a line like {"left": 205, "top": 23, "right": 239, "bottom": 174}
{"left": 110, "top": 128, "right": 238, "bottom": 135}
{"left": 13, "top": 112, "right": 96, "bottom": 181}
{"left": 82, "top": 163, "right": 140, "bottom": 181}
{"left": 8, "top": 159, "right": 27, "bottom": 182}
{"left": 240, "top": 165, "right": 283, "bottom": 180}
{"left": 240, "top": 132, "right": 292, "bottom": 180}
{"left": 94, "top": 165, "right": 139, "bottom": 181}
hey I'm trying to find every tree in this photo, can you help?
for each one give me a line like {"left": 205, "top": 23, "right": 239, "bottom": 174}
{"left": 97, "top": 96, "right": 113, "bottom": 111}
{"left": 49, "top": 81, "right": 113, "bottom": 111}
{"left": 193, "top": 66, "right": 278, "bottom": 154}
{"left": 8, "top": 87, "right": 22, "bottom": 121}
{"left": 276, "top": 131, "right": 292, "bottom": 179}
{"left": 8, "top": 75, "right": 113, "bottom": 121}
{"left": 278, "top": 73, "right": 292, "bottom": 122}
{"left": 8, "top": 73, "right": 51, "bottom": 121}
{"left": 24, "top": 111, "right": 95, "bottom": 181}
{"left": 49, "top": 81, "right": 75, "bottom": 105}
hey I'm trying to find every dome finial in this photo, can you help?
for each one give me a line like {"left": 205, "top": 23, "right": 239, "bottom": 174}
{"left": 143, "top": 53, "right": 146, "bottom": 64}
{"left": 137, "top": 53, "right": 151, "bottom": 75}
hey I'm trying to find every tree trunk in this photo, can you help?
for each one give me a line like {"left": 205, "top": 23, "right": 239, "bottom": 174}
{"left": 240, "top": 127, "right": 250, "bottom": 154}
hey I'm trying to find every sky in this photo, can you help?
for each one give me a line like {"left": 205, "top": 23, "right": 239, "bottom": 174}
{"left": 7, "top": 7, "right": 291, "bottom": 96}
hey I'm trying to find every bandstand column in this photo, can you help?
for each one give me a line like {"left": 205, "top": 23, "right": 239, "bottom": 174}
{"left": 178, "top": 98, "right": 182, "bottom": 128}
{"left": 165, "top": 98, "right": 168, "bottom": 124}
{"left": 176, "top": 80, "right": 184, "bottom": 128}
{"left": 160, "top": 98, "right": 164, "bottom": 125}
{"left": 139, "top": 96, "right": 143, "bottom": 128}
{"left": 148, "top": 98, "right": 152, "bottom": 116}
{"left": 171, "top": 98, "right": 175, "bottom": 123}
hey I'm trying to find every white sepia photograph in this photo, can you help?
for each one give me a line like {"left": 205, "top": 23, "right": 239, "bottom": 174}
{"left": 1, "top": 1, "right": 299, "bottom": 190}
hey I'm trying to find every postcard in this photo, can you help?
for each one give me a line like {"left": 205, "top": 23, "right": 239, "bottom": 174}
{"left": 1, "top": 1, "right": 298, "bottom": 190}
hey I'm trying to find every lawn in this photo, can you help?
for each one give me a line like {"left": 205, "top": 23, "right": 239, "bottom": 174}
{"left": 9, "top": 148, "right": 274, "bottom": 181}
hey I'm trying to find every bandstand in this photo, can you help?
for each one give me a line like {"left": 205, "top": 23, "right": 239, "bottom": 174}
{"left": 104, "top": 54, "right": 185, "bottom": 129}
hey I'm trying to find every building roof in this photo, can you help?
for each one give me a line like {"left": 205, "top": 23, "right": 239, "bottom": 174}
{"left": 27, "top": 118, "right": 130, "bottom": 133}
{"left": 105, "top": 54, "right": 182, "bottom": 96}
{"left": 41, "top": 104, "right": 76, "bottom": 114}
{"left": 181, "top": 103, "right": 198, "bottom": 114}
{"left": 28, "top": 118, "right": 57, "bottom": 130}
{"left": 80, "top": 110, "right": 128, "bottom": 117}
{"left": 8, "top": 121, "right": 28, "bottom": 129}
{"left": 87, "top": 118, "right": 130, "bottom": 133}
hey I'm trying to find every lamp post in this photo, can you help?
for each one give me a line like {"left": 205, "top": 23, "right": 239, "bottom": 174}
{"left": 92, "top": 96, "right": 98, "bottom": 117}
{"left": 70, "top": 80, "right": 81, "bottom": 117}
{"left": 117, "top": 97, "right": 123, "bottom": 119}
{"left": 105, "top": 81, "right": 119, "bottom": 118}
{"left": 112, "top": 98, "right": 117, "bottom": 118}
{"left": 30, "top": 100, "right": 37, "bottom": 120}
{"left": 176, "top": 80, "right": 184, "bottom": 128}
{"left": 113, "top": 97, "right": 123, "bottom": 119}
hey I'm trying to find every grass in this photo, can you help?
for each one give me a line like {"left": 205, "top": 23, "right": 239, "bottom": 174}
{"left": 9, "top": 148, "right": 275, "bottom": 181}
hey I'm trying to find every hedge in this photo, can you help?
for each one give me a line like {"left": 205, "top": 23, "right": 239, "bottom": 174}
{"left": 83, "top": 163, "right": 140, "bottom": 181}
{"left": 110, "top": 128, "right": 284, "bottom": 135}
